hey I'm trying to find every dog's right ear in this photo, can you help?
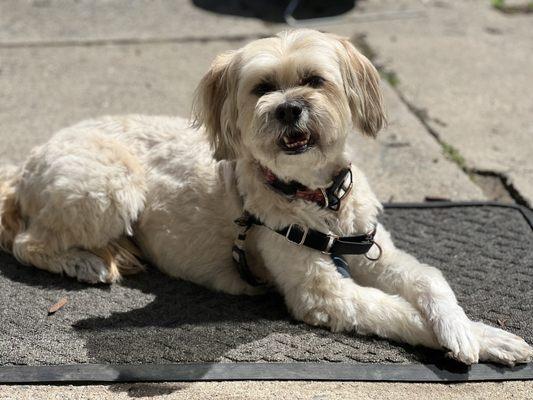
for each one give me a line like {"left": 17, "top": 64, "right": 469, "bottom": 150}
{"left": 192, "top": 50, "right": 241, "bottom": 160}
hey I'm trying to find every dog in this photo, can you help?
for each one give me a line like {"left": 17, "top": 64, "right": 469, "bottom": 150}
{"left": 0, "top": 29, "right": 531, "bottom": 366}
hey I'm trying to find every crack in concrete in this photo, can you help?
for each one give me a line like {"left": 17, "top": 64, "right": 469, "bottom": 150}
{"left": 394, "top": 94, "right": 528, "bottom": 206}
{"left": 351, "top": 33, "right": 527, "bottom": 206}
{"left": 470, "top": 170, "right": 530, "bottom": 207}
{"left": 0, "top": 33, "right": 271, "bottom": 49}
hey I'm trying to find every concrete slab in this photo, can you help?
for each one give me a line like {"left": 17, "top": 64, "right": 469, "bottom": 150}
{"left": 350, "top": 83, "right": 484, "bottom": 202}
{"left": 0, "top": 0, "right": 483, "bottom": 202}
{"left": 0, "top": 0, "right": 273, "bottom": 44}
{"left": 0, "top": 41, "right": 242, "bottom": 164}
{"left": 1, "top": 380, "right": 533, "bottom": 399}
{"left": 0, "top": 42, "right": 482, "bottom": 202}
{"left": 329, "top": 0, "right": 533, "bottom": 204}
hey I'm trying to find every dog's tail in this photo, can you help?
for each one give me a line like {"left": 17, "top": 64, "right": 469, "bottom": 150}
{"left": 0, "top": 163, "right": 24, "bottom": 253}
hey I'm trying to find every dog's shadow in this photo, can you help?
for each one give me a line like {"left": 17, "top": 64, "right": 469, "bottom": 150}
{"left": 0, "top": 251, "right": 444, "bottom": 373}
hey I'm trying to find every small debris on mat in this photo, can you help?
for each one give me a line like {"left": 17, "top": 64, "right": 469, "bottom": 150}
{"left": 497, "top": 318, "right": 509, "bottom": 327}
{"left": 48, "top": 297, "right": 68, "bottom": 315}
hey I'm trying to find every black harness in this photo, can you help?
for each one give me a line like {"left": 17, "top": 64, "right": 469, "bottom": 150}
{"left": 232, "top": 167, "right": 381, "bottom": 287}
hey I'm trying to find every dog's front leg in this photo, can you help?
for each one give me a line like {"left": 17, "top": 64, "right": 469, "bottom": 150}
{"left": 262, "top": 243, "right": 439, "bottom": 349}
{"left": 348, "top": 224, "right": 533, "bottom": 365}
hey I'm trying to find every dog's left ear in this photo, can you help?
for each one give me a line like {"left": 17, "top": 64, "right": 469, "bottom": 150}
{"left": 192, "top": 50, "right": 241, "bottom": 160}
{"left": 334, "top": 36, "right": 386, "bottom": 137}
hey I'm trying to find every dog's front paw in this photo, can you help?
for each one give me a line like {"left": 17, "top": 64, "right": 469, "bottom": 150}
{"left": 433, "top": 312, "right": 480, "bottom": 364}
{"left": 472, "top": 321, "right": 533, "bottom": 366}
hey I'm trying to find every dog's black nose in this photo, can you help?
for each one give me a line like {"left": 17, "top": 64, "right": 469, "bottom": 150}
{"left": 275, "top": 101, "right": 303, "bottom": 125}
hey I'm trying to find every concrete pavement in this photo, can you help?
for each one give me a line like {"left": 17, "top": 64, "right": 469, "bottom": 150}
{"left": 0, "top": 0, "right": 531, "bottom": 398}
{"left": 349, "top": 82, "right": 483, "bottom": 201}
{"left": 0, "top": 0, "right": 485, "bottom": 202}
{"left": 0, "top": 0, "right": 271, "bottom": 43}
{"left": 342, "top": 0, "right": 533, "bottom": 205}
{"left": 2, "top": 380, "right": 533, "bottom": 400}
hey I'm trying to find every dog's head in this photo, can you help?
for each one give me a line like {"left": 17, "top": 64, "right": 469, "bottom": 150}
{"left": 193, "top": 29, "right": 385, "bottom": 179}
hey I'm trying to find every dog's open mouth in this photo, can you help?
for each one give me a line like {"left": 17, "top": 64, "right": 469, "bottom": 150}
{"left": 278, "top": 131, "right": 315, "bottom": 154}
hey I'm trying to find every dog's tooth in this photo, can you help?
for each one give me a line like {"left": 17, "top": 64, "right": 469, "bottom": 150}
{"left": 282, "top": 134, "right": 311, "bottom": 151}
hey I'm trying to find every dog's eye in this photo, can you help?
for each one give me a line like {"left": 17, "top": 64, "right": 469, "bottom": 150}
{"left": 302, "top": 75, "right": 325, "bottom": 88}
{"left": 252, "top": 82, "right": 276, "bottom": 97}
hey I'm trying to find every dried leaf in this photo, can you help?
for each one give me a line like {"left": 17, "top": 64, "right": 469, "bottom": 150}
{"left": 48, "top": 297, "right": 68, "bottom": 315}
{"left": 497, "top": 318, "right": 508, "bottom": 327}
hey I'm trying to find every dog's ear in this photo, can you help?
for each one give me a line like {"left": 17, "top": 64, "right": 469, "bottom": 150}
{"left": 334, "top": 36, "right": 386, "bottom": 137}
{"left": 192, "top": 50, "right": 241, "bottom": 160}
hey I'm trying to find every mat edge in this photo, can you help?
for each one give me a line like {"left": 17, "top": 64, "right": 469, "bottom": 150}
{"left": 0, "top": 363, "right": 532, "bottom": 384}
{"left": 383, "top": 201, "right": 533, "bottom": 230}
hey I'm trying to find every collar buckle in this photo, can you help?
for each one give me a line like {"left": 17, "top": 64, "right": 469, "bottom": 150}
{"left": 285, "top": 224, "right": 309, "bottom": 245}
{"left": 321, "top": 234, "right": 337, "bottom": 254}
{"left": 261, "top": 164, "right": 353, "bottom": 211}
{"left": 326, "top": 168, "right": 353, "bottom": 211}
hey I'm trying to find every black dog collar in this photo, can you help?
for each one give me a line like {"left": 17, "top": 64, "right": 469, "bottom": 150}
{"left": 261, "top": 166, "right": 353, "bottom": 211}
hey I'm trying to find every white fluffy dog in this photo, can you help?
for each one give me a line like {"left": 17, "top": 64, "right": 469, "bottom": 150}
{"left": 0, "top": 29, "right": 531, "bottom": 366}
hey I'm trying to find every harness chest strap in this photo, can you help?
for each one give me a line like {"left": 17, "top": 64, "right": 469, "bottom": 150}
{"left": 275, "top": 221, "right": 379, "bottom": 256}
{"left": 232, "top": 164, "right": 380, "bottom": 286}
{"left": 232, "top": 212, "right": 382, "bottom": 287}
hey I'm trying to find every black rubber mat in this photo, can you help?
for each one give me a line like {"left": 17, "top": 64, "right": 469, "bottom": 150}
{"left": 0, "top": 202, "right": 532, "bottom": 383}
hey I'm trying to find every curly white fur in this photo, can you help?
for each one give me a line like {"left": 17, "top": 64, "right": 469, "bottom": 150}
{"left": 0, "top": 30, "right": 530, "bottom": 366}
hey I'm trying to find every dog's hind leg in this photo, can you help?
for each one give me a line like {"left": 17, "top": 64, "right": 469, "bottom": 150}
{"left": 7, "top": 127, "right": 147, "bottom": 283}
{"left": 0, "top": 164, "right": 23, "bottom": 252}
{"left": 12, "top": 229, "right": 143, "bottom": 283}
{"left": 13, "top": 230, "right": 115, "bottom": 283}
{"left": 12, "top": 232, "right": 144, "bottom": 283}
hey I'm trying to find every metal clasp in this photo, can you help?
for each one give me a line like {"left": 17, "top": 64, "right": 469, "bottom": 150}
{"left": 285, "top": 224, "right": 308, "bottom": 245}
{"left": 321, "top": 234, "right": 337, "bottom": 254}
{"left": 364, "top": 241, "right": 382, "bottom": 262}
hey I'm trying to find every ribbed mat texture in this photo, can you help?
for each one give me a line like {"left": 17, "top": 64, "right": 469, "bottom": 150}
{"left": 1, "top": 205, "right": 531, "bottom": 366}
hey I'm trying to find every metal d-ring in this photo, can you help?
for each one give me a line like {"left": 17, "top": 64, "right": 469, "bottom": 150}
{"left": 364, "top": 241, "right": 382, "bottom": 262}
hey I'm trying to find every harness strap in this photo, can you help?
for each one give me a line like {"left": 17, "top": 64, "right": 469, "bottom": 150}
{"left": 232, "top": 214, "right": 266, "bottom": 287}
{"left": 243, "top": 214, "right": 378, "bottom": 256}
{"left": 232, "top": 212, "right": 381, "bottom": 287}
{"left": 276, "top": 223, "right": 377, "bottom": 255}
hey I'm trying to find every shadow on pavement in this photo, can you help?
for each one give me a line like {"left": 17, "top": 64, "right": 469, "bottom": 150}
{"left": 192, "top": 0, "right": 356, "bottom": 23}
